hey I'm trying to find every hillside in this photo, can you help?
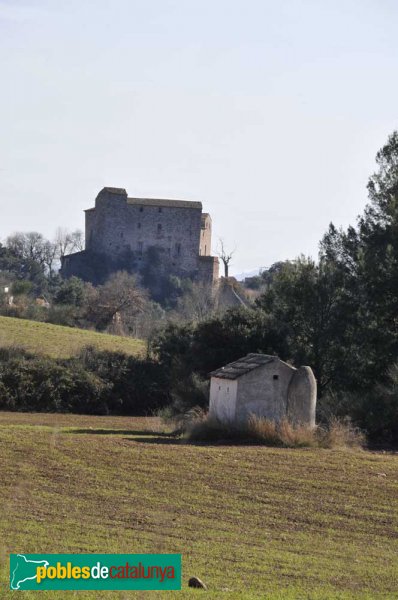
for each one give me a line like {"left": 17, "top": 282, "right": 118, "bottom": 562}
{"left": 0, "top": 316, "right": 145, "bottom": 358}
{"left": 0, "top": 412, "right": 397, "bottom": 599}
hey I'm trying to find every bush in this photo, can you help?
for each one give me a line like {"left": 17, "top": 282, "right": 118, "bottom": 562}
{"left": 0, "top": 354, "right": 108, "bottom": 413}
{"left": 54, "top": 276, "right": 85, "bottom": 306}
{"left": 46, "top": 304, "right": 81, "bottom": 327}
{"left": 11, "top": 280, "right": 33, "bottom": 296}
{"left": 168, "top": 374, "right": 209, "bottom": 416}
{"left": 318, "top": 417, "right": 365, "bottom": 449}
{"left": 153, "top": 307, "right": 289, "bottom": 384}
{"left": 0, "top": 346, "right": 171, "bottom": 415}
{"left": 319, "top": 364, "right": 398, "bottom": 445}
{"left": 77, "top": 347, "right": 171, "bottom": 415}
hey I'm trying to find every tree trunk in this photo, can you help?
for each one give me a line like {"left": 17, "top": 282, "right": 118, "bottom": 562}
{"left": 223, "top": 260, "right": 229, "bottom": 278}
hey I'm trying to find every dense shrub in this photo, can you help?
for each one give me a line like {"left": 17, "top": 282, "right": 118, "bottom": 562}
{"left": 0, "top": 346, "right": 171, "bottom": 415}
{"left": 54, "top": 276, "right": 85, "bottom": 306}
{"left": 153, "top": 307, "right": 289, "bottom": 379}
{"left": 46, "top": 304, "right": 81, "bottom": 327}
{"left": 320, "top": 365, "right": 398, "bottom": 445}
{"left": 152, "top": 308, "right": 290, "bottom": 417}
{"left": 0, "top": 353, "right": 107, "bottom": 413}
{"left": 78, "top": 347, "right": 171, "bottom": 414}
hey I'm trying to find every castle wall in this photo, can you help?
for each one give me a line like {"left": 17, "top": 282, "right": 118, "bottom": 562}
{"left": 199, "top": 214, "right": 212, "bottom": 256}
{"left": 61, "top": 251, "right": 94, "bottom": 281}
{"left": 85, "top": 188, "right": 128, "bottom": 255}
{"left": 62, "top": 187, "right": 218, "bottom": 284}
{"left": 198, "top": 256, "right": 219, "bottom": 283}
{"left": 86, "top": 188, "right": 204, "bottom": 275}
{"left": 85, "top": 209, "right": 95, "bottom": 250}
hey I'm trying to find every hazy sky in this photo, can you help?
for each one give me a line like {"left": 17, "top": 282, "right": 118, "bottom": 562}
{"left": 1, "top": 0, "right": 397, "bottom": 275}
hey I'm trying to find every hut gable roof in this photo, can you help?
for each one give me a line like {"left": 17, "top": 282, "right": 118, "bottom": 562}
{"left": 210, "top": 353, "right": 287, "bottom": 380}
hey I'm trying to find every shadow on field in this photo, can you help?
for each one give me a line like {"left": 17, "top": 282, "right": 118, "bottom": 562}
{"left": 125, "top": 436, "right": 264, "bottom": 447}
{"left": 67, "top": 428, "right": 269, "bottom": 446}
{"left": 124, "top": 436, "right": 180, "bottom": 445}
{"left": 67, "top": 428, "right": 174, "bottom": 437}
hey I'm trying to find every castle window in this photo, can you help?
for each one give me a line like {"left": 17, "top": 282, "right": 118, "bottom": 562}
{"left": 120, "top": 231, "right": 124, "bottom": 238}
{"left": 157, "top": 224, "right": 162, "bottom": 233}
{"left": 175, "top": 243, "right": 181, "bottom": 256}
{"left": 139, "top": 206, "right": 143, "bottom": 212}
{"left": 137, "top": 241, "right": 143, "bottom": 256}
{"left": 273, "top": 374, "right": 279, "bottom": 380}
{"left": 158, "top": 207, "right": 162, "bottom": 213}
{"left": 138, "top": 223, "right": 141, "bottom": 229}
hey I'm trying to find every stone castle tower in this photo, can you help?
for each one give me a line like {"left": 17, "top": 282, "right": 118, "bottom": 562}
{"left": 61, "top": 187, "right": 219, "bottom": 284}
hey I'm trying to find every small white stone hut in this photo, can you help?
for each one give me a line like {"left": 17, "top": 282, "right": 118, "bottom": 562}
{"left": 209, "top": 353, "right": 316, "bottom": 427}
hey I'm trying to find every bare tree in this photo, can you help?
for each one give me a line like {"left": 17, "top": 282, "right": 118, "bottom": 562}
{"left": 176, "top": 282, "right": 217, "bottom": 323}
{"left": 5, "top": 229, "right": 84, "bottom": 279}
{"left": 217, "top": 238, "right": 236, "bottom": 278}
{"left": 70, "top": 229, "right": 85, "bottom": 252}
{"left": 54, "top": 228, "right": 73, "bottom": 259}
{"left": 85, "top": 271, "right": 146, "bottom": 331}
{"left": 42, "top": 240, "right": 58, "bottom": 278}
{"left": 54, "top": 228, "right": 84, "bottom": 259}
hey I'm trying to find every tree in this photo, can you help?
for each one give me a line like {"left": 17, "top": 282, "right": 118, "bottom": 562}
{"left": 7, "top": 232, "right": 47, "bottom": 266}
{"left": 70, "top": 230, "right": 84, "bottom": 252}
{"left": 217, "top": 239, "right": 236, "bottom": 278}
{"left": 176, "top": 282, "right": 217, "bottom": 323}
{"left": 85, "top": 272, "right": 146, "bottom": 331}
{"left": 153, "top": 306, "right": 289, "bottom": 380}
{"left": 318, "top": 131, "right": 398, "bottom": 389}
{"left": 54, "top": 228, "right": 84, "bottom": 259}
{"left": 54, "top": 276, "right": 86, "bottom": 306}
{"left": 42, "top": 240, "right": 58, "bottom": 278}
{"left": 2, "top": 237, "right": 48, "bottom": 293}
{"left": 256, "top": 257, "right": 359, "bottom": 393}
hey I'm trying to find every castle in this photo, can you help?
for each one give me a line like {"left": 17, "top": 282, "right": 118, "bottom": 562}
{"left": 61, "top": 187, "right": 219, "bottom": 284}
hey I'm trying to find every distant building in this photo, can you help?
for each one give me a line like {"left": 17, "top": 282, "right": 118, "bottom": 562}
{"left": 61, "top": 187, "right": 219, "bottom": 284}
{"left": 209, "top": 353, "right": 316, "bottom": 427}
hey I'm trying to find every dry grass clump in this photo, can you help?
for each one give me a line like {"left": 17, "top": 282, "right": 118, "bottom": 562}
{"left": 248, "top": 415, "right": 317, "bottom": 447}
{"left": 317, "top": 417, "right": 366, "bottom": 449}
{"left": 185, "top": 412, "right": 365, "bottom": 449}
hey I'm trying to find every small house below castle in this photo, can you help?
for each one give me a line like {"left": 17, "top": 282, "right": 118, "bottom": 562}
{"left": 209, "top": 354, "right": 316, "bottom": 427}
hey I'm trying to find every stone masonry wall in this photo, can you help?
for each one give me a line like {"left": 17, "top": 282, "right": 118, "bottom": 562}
{"left": 199, "top": 214, "right": 212, "bottom": 256}
{"left": 61, "top": 187, "right": 219, "bottom": 283}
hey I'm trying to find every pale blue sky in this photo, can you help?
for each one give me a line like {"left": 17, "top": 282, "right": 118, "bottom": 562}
{"left": 1, "top": 0, "right": 397, "bottom": 274}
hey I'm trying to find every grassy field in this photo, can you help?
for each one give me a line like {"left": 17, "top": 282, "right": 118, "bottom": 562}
{"left": 0, "top": 412, "right": 397, "bottom": 599}
{"left": 0, "top": 316, "right": 145, "bottom": 358}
